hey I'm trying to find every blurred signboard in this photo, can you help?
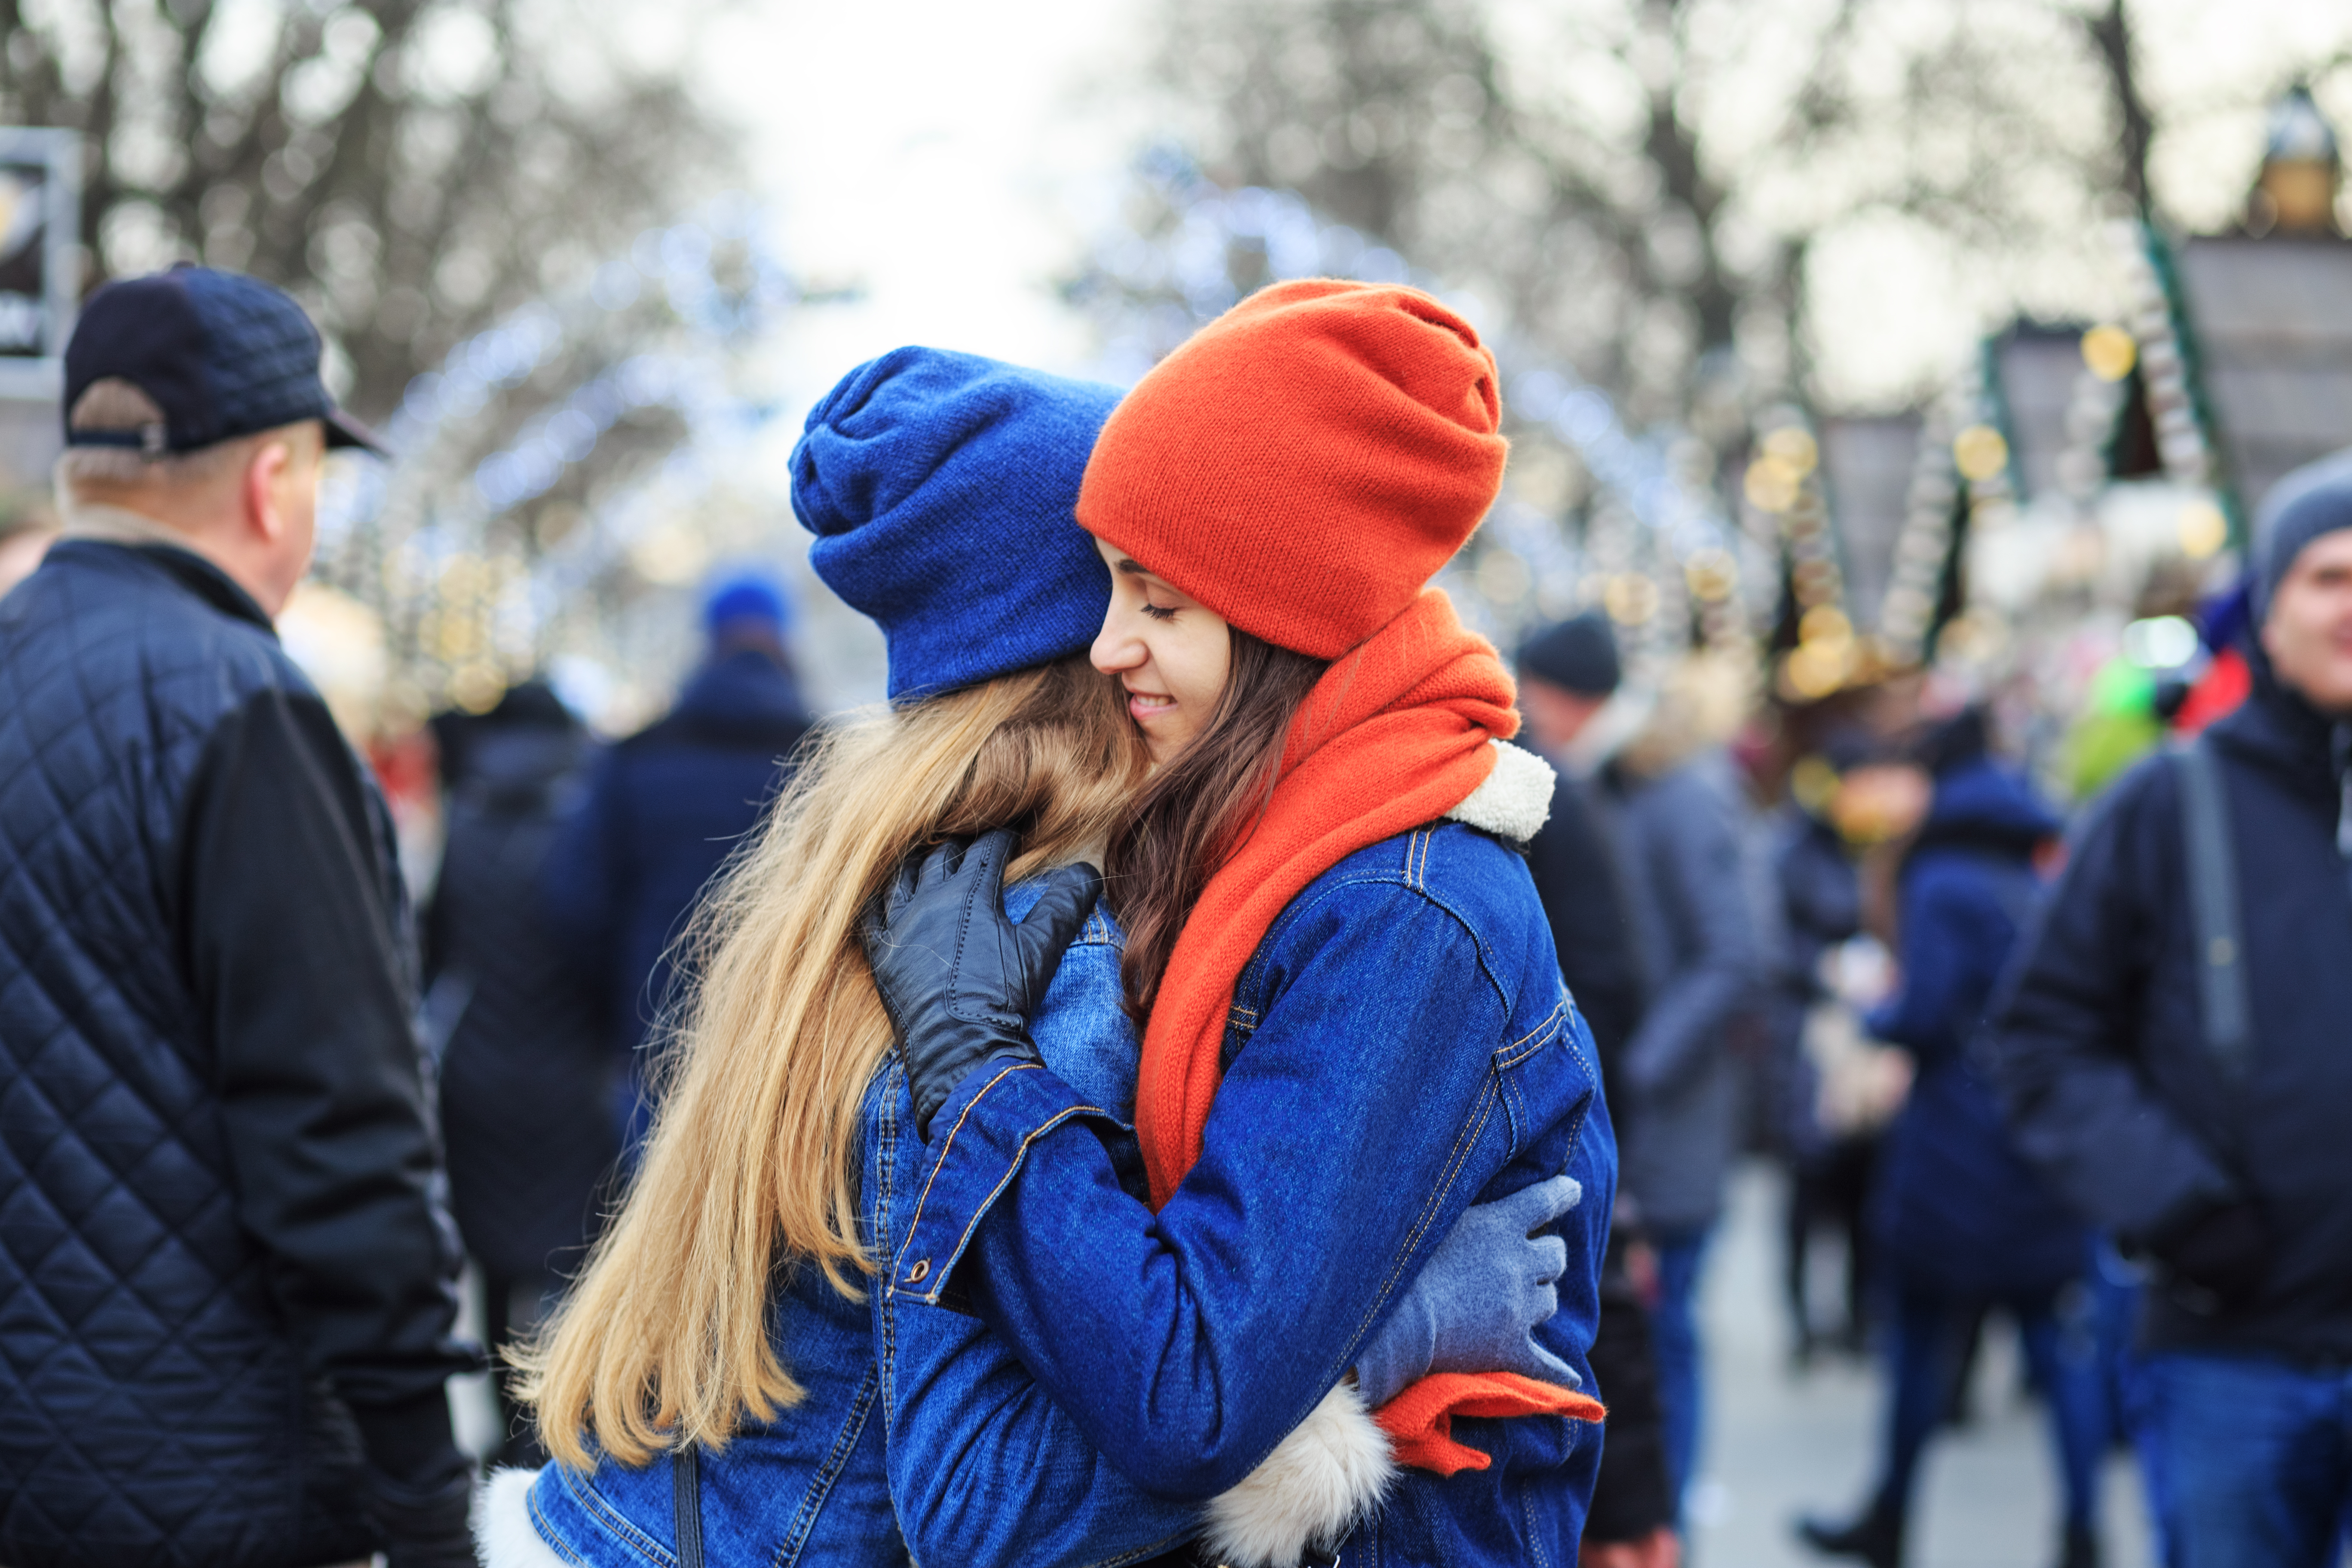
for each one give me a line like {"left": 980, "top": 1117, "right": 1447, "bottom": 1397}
{"left": 1819, "top": 414, "right": 1922, "bottom": 625}
{"left": 0, "top": 128, "right": 79, "bottom": 399}
{"left": 2175, "top": 236, "right": 2352, "bottom": 516}
{"left": 1990, "top": 322, "right": 2090, "bottom": 505}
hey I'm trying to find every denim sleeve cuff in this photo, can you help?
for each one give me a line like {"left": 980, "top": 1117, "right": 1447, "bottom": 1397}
{"left": 888, "top": 1060, "right": 1120, "bottom": 1308}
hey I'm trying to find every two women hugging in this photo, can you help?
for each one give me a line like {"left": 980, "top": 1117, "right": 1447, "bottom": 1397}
{"left": 489, "top": 280, "right": 1617, "bottom": 1568}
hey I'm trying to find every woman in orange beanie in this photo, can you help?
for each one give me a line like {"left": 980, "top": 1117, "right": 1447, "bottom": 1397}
{"left": 870, "top": 280, "right": 1618, "bottom": 1566}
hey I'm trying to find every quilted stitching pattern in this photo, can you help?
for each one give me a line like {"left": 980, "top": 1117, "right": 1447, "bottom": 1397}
{"left": 0, "top": 544, "right": 361, "bottom": 1565}
{"left": 180, "top": 269, "right": 331, "bottom": 436}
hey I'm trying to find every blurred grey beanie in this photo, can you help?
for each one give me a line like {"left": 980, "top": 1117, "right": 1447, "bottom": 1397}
{"left": 2253, "top": 448, "right": 2352, "bottom": 622}
{"left": 1516, "top": 610, "right": 1621, "bottom": 697}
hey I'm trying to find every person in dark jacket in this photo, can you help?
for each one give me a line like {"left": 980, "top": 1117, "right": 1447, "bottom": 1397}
{"left": 425, "top": 680, "right": 613, "bottom": 1466}
{"left": 1601, "top": 671, "right": 1762, "bottom": 1523}
{"left": 1519, "top": 614, "right": 1679, "bottom": 1568}
{"left": 542, "top": 573, "right": 811, "bottom": 1156}
{"left": 0, "top": 270, "right": 474, "bottom": 1566}
{"left": 1800, "top": 711, "right": 2101, "bottom": 1568}
{"left": 1987, "top": 455, "right": 2352, "bottom": 1568}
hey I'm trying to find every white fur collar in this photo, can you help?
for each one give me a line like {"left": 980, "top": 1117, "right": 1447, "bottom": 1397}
{"left": 1204, "top": 1378, "right": 1396, "bottom": 1566}
{"left": 1443, "top": 740, "right": 1556, "bottom": 845}
{"left": 475, "top": 1468, "right": 569, "bottom": 1568}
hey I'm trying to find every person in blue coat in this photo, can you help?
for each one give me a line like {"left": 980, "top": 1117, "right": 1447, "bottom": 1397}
{"left": 1799, "top": 710, "right": 2100, "bottom": 1568}
{"left": 542, "top": 572, "right": 812, "bottom": 1155}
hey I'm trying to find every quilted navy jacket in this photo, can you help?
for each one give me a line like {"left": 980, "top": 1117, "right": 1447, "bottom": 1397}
{"left": 0, "top": 540, "right": 469, "bottom": 1566}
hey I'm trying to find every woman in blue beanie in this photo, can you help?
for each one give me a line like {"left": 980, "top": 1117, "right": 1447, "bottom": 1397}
{"left": 492, "top": 348, "right": 1577, "bottom": 1568}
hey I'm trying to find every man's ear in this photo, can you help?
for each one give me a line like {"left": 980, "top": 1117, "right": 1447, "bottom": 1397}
{"left": 241, "top": 438, "right": 293, "bottom": 543}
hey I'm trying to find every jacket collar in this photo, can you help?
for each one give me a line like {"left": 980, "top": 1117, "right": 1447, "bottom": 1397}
{"left": 50, "top": 519, "right": 276, "bottom": 636}
{"left": 2208, "top": 640, "right": 2346, "bottom": 805}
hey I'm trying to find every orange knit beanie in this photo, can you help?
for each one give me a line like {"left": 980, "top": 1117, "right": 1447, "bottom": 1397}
{"left": 1077, "top": 279, "right": 1508, "bottom": 659}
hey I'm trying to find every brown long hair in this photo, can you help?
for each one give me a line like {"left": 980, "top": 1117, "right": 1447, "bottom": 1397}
{"left": 1106, "top": 625, "right": 1328, "bottom": 1024}
{"left": 517, "top": 653, "right": 1146, "bottom": 1468}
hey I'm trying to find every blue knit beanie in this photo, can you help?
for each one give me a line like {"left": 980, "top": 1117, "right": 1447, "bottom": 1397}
{"left": 791, "top": 347, "right": 1121, "bottom": 701}
{"left": 2252, "top": 449, "right": 2352, "bottom": 623}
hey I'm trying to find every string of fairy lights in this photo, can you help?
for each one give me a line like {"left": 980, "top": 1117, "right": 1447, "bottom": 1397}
{"left": 341, "top": 162, "right": 2247, "bottom": 729}
{"left": 314, "top": 193, "right": 803, "bottom": 715}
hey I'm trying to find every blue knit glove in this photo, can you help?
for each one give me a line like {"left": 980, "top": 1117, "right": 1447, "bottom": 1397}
{"left": 1353, "top": 1175, "right": 1584, "bottom": 1410}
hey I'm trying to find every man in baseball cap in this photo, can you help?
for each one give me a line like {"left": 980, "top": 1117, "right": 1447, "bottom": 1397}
{"left": 0, "top": 268, "right": 476, "bottom": 1568}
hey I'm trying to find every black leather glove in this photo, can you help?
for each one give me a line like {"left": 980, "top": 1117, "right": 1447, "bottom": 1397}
{"left": 353, "top": 1391, "right": 476, "bottom": 1568}
{"left": 2150, "top": 1197, "right": 2271, "bottom": 1311}
{"left": 861, "top": 828, "right": 1102, "bottom": 1139}
{"left": 364, "top": 1463, "right": 477, "bottom": 1568}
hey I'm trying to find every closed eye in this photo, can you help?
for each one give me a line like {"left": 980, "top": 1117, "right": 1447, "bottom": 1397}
{"left": 1141, "top": 602, "right": 1179, "bottom": 622}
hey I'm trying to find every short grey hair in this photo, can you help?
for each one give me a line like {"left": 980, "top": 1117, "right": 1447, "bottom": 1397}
{"left": 54, "top": 378, "right": 261, "bottom": 497}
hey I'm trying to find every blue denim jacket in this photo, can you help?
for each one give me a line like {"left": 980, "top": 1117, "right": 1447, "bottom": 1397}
{"left": 894, "top": 823, "right": 1615, "bottom": 1565}
{"left": 522, "top": 892, "right": 1205, "bottom": 1567}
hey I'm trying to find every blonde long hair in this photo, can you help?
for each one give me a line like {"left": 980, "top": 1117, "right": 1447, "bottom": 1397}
{"left": 519, "top": 654, "right": 1146, "bottom": 1468}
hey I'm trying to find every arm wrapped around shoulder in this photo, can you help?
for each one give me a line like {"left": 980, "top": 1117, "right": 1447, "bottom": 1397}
{"left": 1204, "top": 1380, "right": 1395, "bottom": 1568}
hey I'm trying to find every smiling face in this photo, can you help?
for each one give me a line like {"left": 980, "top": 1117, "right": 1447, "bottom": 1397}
{"left": 2262, "top": 529, "right": 2352, "bottom": 716}
{"left": 1089, "top": 536, "right": 1234, "bottom": 763}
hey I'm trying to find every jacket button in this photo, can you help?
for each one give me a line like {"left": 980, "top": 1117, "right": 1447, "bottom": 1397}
{"left": 907, "top": 1258, "right": 930, "bottom": 1283}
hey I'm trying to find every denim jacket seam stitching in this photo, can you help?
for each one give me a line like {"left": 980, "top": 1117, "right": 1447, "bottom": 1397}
{"left": 889, "top": 1059, "right": 1035, "bottom": 1286}
{"left": 769, "top": 1362, "right": 881, "bottom": 1568}
{"left": 874, "top": 1070, "right": 900, "bottom": 1417}
{"left": 1273, "top": 862, "right": 1516, "bottom": 1023}
{"left": 1495, "top": 1000, "right": 1568, "bottom": 1068}
{"left": 1251, "top": 872, "right": 1492, "bottom": 983}
{"left": 527, "top": 1485, "right": 597, "bottom": 1568}
{"left": 894, "top": 1100, "right": 1114, "bottom": 1304}
{"left": 1498, "top": 1013, "right": 1562, "bottom": 1065}
{"left": 1346, "top": 1072, "right": 1502, "bottom": 1366}
{"left": 1362, "top": 1076, "right": 1499, "bottom": 1345}
{"left": 1232, "top": 860, "right": 1423, "bottom": 1000}
{"left": 556, "top": 1461, "right": 674, "bottom": 1567}
{"left": 1523, "top": 1486, "right": 1555, "bottom": 1568}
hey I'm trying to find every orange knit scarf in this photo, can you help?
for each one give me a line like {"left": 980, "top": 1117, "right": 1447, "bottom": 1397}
{"left": 1131, "top": 588, "right": 1605, "bottom": 1475}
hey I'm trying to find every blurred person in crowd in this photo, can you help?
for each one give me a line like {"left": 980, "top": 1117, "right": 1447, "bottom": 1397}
{"left": 1519, "top": 612, "right": 1680, "bottom": 1568}
{"left": 542, "top": 569, "right": 811, "bottom": 1159}
{"left": 1600, "top": 657, "right": 1764, "bottom": 1521}
{"left": 1769, "top": 735, "right": 1875, "bottom": 1366}
{"left": 1801, "top": 709, "right": 2101, "bottom": 1568}
{"left": 424, "top": 680, "right": 614, "bottom": 1468}
{"left": 2172, "top": 581, "right": 2254, "bottom": 737}
{"left": 1988, "top": 454, "right": 2352, "bottom": 1568}
{"left": 0, "top": 268, "right": 474, "bottom": 1566}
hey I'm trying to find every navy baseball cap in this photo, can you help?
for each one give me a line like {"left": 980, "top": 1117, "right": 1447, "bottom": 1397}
{"left": 62, "top": 263, "right": 385, "bottom": 456}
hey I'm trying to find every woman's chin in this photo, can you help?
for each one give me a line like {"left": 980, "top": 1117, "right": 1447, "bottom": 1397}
{"left": 1135, "top": 717, "right": 1191, "bottom": 766}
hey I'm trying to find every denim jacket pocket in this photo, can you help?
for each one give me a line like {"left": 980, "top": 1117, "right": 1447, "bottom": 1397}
{"left": 1491, "top": 989, "right": 1598, "bottom": 1162}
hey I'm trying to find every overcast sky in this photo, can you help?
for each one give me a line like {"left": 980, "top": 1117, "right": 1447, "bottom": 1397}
{"left": 698, "top": 0, "right": 1155, "bottom": 408}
